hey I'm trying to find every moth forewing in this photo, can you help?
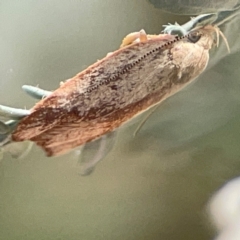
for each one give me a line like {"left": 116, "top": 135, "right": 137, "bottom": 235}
{"left": 12, "top": 25, "right": 224, "bottom": 156}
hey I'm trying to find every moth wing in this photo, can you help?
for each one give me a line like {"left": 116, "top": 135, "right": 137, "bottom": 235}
{"left": 75, "top": 131, "right": 117, "bottom": 176}
{"left": 29, "top": 118, "right": 117, "bottom": 156}
{"left": 13, "top": 34, "right": 176, "bottom": 142}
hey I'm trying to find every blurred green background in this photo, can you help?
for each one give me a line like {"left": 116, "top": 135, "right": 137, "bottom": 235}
{"left": 0, "top": 1, "right": 240, "bottom": 239}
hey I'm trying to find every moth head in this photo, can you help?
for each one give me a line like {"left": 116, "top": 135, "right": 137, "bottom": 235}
{"left": 187, "top": 25, "right": 230, "bottom": 52}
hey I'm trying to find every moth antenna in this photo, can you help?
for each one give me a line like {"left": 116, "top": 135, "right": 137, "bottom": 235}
{"left": 215, "top": 27, "right": 219, "bottom": 47}
{"left": 211, "top": 25, "right": 230, "bottom": 53}
{"left": 201, "top": 25, "right": 230, "bottom": 53}
{"left": 219, "top": 29, "right": 230, "bottom": 53}
{"left": 133, "top": 104, "right": 159, "bottom": 137}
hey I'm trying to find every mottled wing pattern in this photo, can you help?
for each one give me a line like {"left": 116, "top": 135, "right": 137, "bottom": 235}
{"left": 12, "top": 29, "right": 212, "bottom": 156}
{"left": 30, "top": 89, "right": 167, "bottom": 156}
{"left": 12, "top": 35, "right": 176, "bottom": 147}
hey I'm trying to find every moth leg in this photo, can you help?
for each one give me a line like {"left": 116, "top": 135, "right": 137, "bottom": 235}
{"left": 0, "top": 83, "right": 51, "bottom": 137}
{"left": 22, "top": 85, "right": 52, "bottom": 100}
{"left": 120, "top": 29, "right": 148, "bottom": 47}
{"left": 0, "top": 121, "right": 10, "bottom": 134}
{"left": 176, "top": 9, "right": 238, "bottom": 35}
{"left": 3, "top": 141, "right": 33, "bottom": 159}
{"left": 133, "top": 104, "right": 159, "bottom": 136}
{"left": 0, "top": 105, "right": 30, "bottom": 120}
{"left": 0, "top": 124, "right": 12, "bottom": 146}
{"left": 0, "top": 119, "right": 33, "bottom": 159}
{"left": 0, "top": 120, "right": 20, "bottom": 145}
{"left": 0, "top": 84, "right": 52, "bottom": 120}
{"left": 0, "top": 85, "right": 52, "bottom": 122}
{"left": 76, "top": 131, "right": 117, "bottom": 176}
{"left": 0, "top": 119, "right": 20, "bottom": 134}
{"left": 0, "top": 84, "right": 52, "bottom": 159}
{"left": 0, "top": 130, "right": 33, "bottom": 159}
{"left": 0, "top": 119, "right": 25, "bottom": 160}
{"left": 0, "top": 84, "right": 50, "bottom": 150}
{"left": 163, "top": 13, "right": 217, "bottom": 36}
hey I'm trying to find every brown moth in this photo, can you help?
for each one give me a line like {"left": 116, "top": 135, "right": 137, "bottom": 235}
{"left": 12, "top": 25, "right": 225, "bottom": 157}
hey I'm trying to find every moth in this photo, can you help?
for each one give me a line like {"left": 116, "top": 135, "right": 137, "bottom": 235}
{"left": 10, "top": 25, "right": 227, "bottom": 158}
